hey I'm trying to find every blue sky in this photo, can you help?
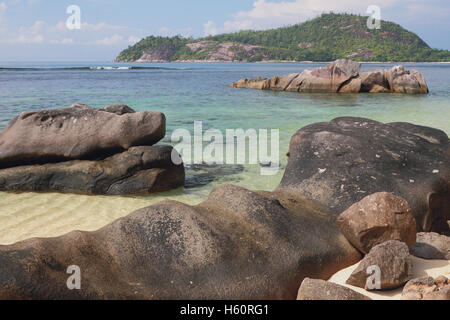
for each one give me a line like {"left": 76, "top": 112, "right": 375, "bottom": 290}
{"left": 0, "top": 0, "right": 449, "bottom": 61}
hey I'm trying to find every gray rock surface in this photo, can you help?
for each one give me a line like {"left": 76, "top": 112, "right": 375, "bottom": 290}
{"left": 297, "top": 278, "right": 371, "bottom": 300}
{"left": 410, "top": 232, "right": 450, "bottom": 260}
{"left": 0, "top": 145, "right": 185, "bottom": 195}
{"left": 346, "top": 240, "right": 412, "bottom": 290}
{"left": 230, "top": 59, "right": 428, "bottom": 94}
{"left": 277, "top": 117, "right": 450, "bottom": 233}
{"left": 0, "top": 103, "right": 165, "bottom": 168}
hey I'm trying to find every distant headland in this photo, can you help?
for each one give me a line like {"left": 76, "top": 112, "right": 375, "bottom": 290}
{"left": 115, "top": 13, "right": 450, "bottom": 63}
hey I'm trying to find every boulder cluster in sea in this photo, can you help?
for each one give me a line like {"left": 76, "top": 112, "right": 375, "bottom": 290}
{"left": 0, "top": 116, "right": 448, "bottom": 300}
{"left": 0, "top": 103, "right": 185, "bottom": 195}
{"left": 229, "top": 59, "right": 429, "bottom": 94}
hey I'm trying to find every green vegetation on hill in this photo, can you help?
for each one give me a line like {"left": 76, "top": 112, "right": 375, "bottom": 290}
{"left": 116, "top": 13, "right": 450, "bottom": 62}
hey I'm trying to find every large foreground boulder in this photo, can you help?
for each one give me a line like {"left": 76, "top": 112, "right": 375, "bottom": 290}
{"left": 229, "top": 59, "right": 428, "bottom": 94}
{"left": 0, "top": 103, "right": 166, "bottom": 168}
{"left": 0, "top": 145, "right": 184, "bottom": 195}
{"left": 337, "top": 192, "right": 417, "bottom": 254}
{"left": 297, "top": 278, "right": 371, "bottom": 300}
{"left": 0, "top": 185, "right": 361, "bottom": 299}
{"left": 278, "top": 117, "right": 450, "bottom": 233}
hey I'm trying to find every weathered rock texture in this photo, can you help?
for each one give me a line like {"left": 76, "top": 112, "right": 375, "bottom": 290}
{"left": 337, "top": 192, "right": 417, "bottom": 254}
{"left": 410, "top": 232, "right": 450, "bottom": 260}
{"left": 278, "top": 117, "right": 450, "bottom": 233}
{"left": 297, "top": 278, "right": 371, "bottom": 300}
{"left": 0, "top": 104, "right": 183, "bottom": 195}
{"left": 229, "top": 59, "right": 429, "bottom": 94}
{"left": 0, "top": 146, "right": 184, "bottom": 195}
{"left": 0, "top": 103, "right": 166, "bottom": 168}
{"left": 0, "top": 117, "right": 447, "bottom": 300}
{"left": 402, "top": 276, "right": 450, "bottom": 300}
{"left": 346, "top": 241, "right": 412, "bottom": 290}
{"left": 0, "top": 186, "right": 361, "bottom": 299}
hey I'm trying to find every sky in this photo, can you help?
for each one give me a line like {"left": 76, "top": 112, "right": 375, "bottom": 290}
{"left": 0, "top": 0, "right": 449, "bottom": 61}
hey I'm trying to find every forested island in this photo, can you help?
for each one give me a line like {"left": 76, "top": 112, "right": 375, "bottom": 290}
{"left": 116, "top": 13, "right": 450, "bottom": 63}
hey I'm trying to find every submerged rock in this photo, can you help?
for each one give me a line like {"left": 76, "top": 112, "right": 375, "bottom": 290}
{"left": 297, "top": 278, "right": 371, "bottom": 300}
{"left": 0, "top": 103, "right": 165, "bottom": 168}
{"left": 229, "top": 59, "right": 428, "bottom": 94}
{"left": 278, "top": 117, "right": 450, "bottom": 233}
{"left": 346, "top": 240, "right": 412, "bottom": 290}
{"left": 337, "top": 192, "right": 417, "bottom": 254}
{"left": 0, "top": 145, "right": 184, "bottom": 195}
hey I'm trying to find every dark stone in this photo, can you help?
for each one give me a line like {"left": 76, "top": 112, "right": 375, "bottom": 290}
{"left": 99, "top": 104, "right": 136, "bottom": 115}
{"left": 278, "top": 117, "right": 450, "bottom": 233}
{"left": 0, "top": 185, "right": 361, "bottom": 299}
{"left": 297, "top": 278, "right": 371, "bottom": 300}
{"left": 0, "top": 145, "right": 185, "bottom": 195}
{"left": 346, "top": 240, "right": 411, "bottom": 290}
{"left": 410, "top": 232, "right": 450, "bottom": 260}
{"left": 0, "top": 103, "right": 165, "bottom": 168}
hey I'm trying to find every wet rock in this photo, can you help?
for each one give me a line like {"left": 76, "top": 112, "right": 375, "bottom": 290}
{"left": 337, "top": 192, "right": 417, "bottom": 254}
{"left": 410, "top": 232, "right": 450, "bottom": 260}
{"left": 297, "top": 278, "right": 371, "bottom": 300}
{"left": 346, "top": 240, "right": 412, "bottom": 290}
{"left": 0, "top": 145, "right": 185, "bottom": 195}
{"left": 0, "top": 103, "right": 165, "bottom": 168}
{"left": 230, "top": 59, "right": 428, "bottom": 94}
{"left": 278, "top": 117, "right": 450, "bottom": 233}
{"left": 99, "top": 104, "right": 136, "bottom": 115}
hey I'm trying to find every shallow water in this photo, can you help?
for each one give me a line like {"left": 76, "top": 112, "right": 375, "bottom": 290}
{"left": 0, "top": 62, "right": 449, "bottom": 244}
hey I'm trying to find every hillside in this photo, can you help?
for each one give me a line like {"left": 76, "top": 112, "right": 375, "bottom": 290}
{"left": 116, "top": 13, "right": 450, "bottom": 62}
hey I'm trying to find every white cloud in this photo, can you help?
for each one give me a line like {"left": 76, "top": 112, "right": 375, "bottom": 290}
{"left": 0, "top": 2, "right": 6, "bottom": 23}
{"left": 93, "top": 34, "right": 124, "bottom": 46}
{"left": 127, "top": 35, "right": 141, "bottom": 44}
{"left": 50, "top": 38, "right": 73, "bottom": 45}
{"left": 10, "top": 33, "right": 43, "bottom": 43}
{"left": 1, "top": 18, "right": 145, "bottom": 46}
{"left": 209, "top": 0, "right": 400, "bottom": 34}
{"left": 204, "top": 20, "right": 218, "bottom": 36}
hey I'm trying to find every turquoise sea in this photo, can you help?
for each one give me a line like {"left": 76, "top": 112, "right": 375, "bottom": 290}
{"left": 0, "top": 62, "right": 449, "bottom": 244}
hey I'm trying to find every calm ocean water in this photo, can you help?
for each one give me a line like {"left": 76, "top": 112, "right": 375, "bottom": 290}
{"left": 0, "top": 62, "right": 449, "bottom": 244}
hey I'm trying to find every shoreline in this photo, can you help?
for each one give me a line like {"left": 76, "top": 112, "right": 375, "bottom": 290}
{"left": 115, "top": 60, "right": 450, "bottom": 64}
